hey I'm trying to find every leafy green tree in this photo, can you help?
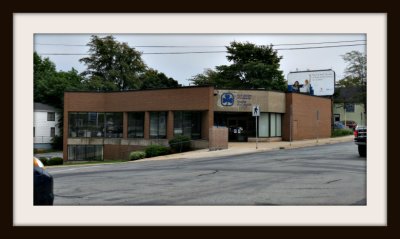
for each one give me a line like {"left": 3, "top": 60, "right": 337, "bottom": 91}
{"left": 336, "top": 76, "right": 362, "bottom": 88}
{"left": 80, "top": 35, "right": 146, "bottom": 91}
{"left": 342, "top": 51, "right": 366, "bottom": 84}
{"left": 34, "top": 52, "right": 84, "bottom": 109}
{"left": 189, "top": 68, "right": 218, "bottom": 86}
{"left": 34, "top": 52, "right": 57, "bottom": 103}
{"left": 140, "top": 68, "right": 180, "bottom": 89}
{"left": 34, "top": 53, "right": 85, "bottom": 148}
{"left": 339, "top": 51, "right": 367, "bottom": 114}
{"left": 190, "top": 41, "right": 287, "bottom": 91}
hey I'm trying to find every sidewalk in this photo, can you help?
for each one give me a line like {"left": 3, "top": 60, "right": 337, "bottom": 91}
{"left": 146, "top": 135, "right": 355, "bottom": 161}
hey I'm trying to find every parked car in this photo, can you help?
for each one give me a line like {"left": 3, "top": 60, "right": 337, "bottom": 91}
{"left": 34, "top": 157, "right": 54, "bottom": 205}
{"left": 334, "top": 121, "right": 346, "bottom": 129}
{"left": 354, "top": 125, "right": 367, "bottom": 157}
{"left": 341, "top": 120, "right": 358, "bottom": 130}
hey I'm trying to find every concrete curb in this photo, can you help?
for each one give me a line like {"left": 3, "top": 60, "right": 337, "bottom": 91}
{"left": 144, "top": 135, "right": 354, "bottom": 162}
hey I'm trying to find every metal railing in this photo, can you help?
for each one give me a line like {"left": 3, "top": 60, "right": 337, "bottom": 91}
{"left": 34, "top": 136, "right": 53, "bottom": 143}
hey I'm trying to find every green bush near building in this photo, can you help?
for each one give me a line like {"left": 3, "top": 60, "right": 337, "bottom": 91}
{"left": 129, "top": 151, "right": 146, "bottom": 160}
{"left": 38, "top": 157, "right": 48, "bottom": 166}
{"left": 169, "top": 135, "right": 191, "bottom": 153}
{"left": 46, "top": 157, "right": 64, "bottom": 166}
{"left": 145, "top": 145, "right": 170, "bottom": 158}
{"left": 332, "top": 129, "right": 354, "bottom": 137}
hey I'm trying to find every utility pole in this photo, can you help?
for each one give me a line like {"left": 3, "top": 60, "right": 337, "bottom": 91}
{"left": 289, "top": 104, "right": 293, "bottom": 147}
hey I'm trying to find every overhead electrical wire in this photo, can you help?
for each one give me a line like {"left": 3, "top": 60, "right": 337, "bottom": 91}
{"left": 38, "top": 43, "right": 366, "bottom": 56}
{"left": 35, "top": 39, "right": 365, "bottom": 48}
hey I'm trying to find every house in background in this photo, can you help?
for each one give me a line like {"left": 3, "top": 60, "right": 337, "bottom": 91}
{"left": 333, "top": 86, "right": 366, "bottom": 127}
{"left": 34, "top": 102, "right": 61, "bottom": 150}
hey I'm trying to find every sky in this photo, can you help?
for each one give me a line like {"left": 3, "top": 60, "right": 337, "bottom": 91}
{"left": 34, "top": 34, "right": 366, "bottom": 86}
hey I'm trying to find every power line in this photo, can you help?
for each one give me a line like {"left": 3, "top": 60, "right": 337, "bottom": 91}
{"left": 35, "top": 39, "right": 366, "bottom": 48}
{"left": 38, "top": 43, "right": 366, "bottom": 56}
{"left": 273, "top": 40, "right": 365, "bottom": 46}
{"left": 275, "top": 43, "right": 366, "bottom": 50}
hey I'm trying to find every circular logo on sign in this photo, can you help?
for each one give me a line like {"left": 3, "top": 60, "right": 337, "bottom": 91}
{"left": 221, "top": 93, "right": 234, "bottom": 106}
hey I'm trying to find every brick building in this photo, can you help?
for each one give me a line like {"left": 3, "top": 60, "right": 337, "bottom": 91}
{"left": 63, "top": 86, "right": 331, "bottom": 161}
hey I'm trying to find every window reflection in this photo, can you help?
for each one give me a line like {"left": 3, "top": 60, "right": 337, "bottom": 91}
{"left": 68, "top": 112, "right": 122, "bottom": 138}
{"left": 173, "top": 111, "right": 202, "bottom": 139}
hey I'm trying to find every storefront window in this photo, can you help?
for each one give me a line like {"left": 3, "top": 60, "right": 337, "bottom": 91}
{"left": 259, "top": 113, "right": 270, "bottom": 137}
{"left": 150, "top": 112, "right": 167, "bottom": 139}
{"left": 128, "top": 112, "right": 144, "bottom": 138}
{"left": 276, "top": 114, "right": 282, "bottom": 136}
{"left": 174, "top": 111, "right": 202, "bottom": 139}
{"left": 258, "top": 113, "right": 282, "bottom": 137}
{"left": 68, "top": 112, "right": 121, "bottom": 138}
{"left": 105, "top": 113, "right": 123, "bottom": 138}
{"left": 270, "top": 113, "right": 277, "bottom": 137}
{"left": 68, "top": 145, "right": 103, "bottom": 161}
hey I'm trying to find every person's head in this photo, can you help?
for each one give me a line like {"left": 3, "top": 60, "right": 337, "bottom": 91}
{"left": 294, "top": 81, "right": 299, "bottom": 86}
{"left": 305, "top": 79, "right": 309, "bottom": 84}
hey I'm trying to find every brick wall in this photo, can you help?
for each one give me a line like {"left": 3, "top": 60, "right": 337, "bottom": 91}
{"left": 209, "top": 127, "right": 228, "bottom": 150}
{"left": 63, "top": 86, "right": 214, "bottom": 160}
{"left": 103, "top": 144, "right": 145, "bottom": 160}
{"left": 282, "top": 93, "right": 332, "bottom": 141}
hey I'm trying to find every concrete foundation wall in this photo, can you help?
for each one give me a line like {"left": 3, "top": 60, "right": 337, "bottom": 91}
{"left": 190, "top": 140, "right": 209, "bottom": 149}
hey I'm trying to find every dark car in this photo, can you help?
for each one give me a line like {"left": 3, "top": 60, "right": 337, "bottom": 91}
{"left": 34, "top": 157, "right": 54, "bottom": 205}
{"left": 334, "top": 121, "right": 346, "bottom": 129}
{"left": 354, "top": 126, "right": 366, "bottom": 157}
{"left": 341, "top": 120, "right": 358, "bottom": 130}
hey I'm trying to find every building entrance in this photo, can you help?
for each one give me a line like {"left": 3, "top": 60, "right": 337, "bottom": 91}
{"left": 214, "top": 112, "right": 255, "bottom": 142}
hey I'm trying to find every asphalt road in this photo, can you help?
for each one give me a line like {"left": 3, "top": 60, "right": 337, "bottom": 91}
{"left": 48, "top": 142, "right": 366, "bottom": 205}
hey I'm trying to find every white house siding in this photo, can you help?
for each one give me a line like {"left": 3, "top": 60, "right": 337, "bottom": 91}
{"left": 34, "top": 111, "right": 61, "bottom": 145}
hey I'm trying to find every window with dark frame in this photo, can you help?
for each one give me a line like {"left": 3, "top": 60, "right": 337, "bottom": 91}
{"left": 128, "top": 112, "right": 145, "bottom": 138}
{"left": 50, "top": 127, "right": 55, "bottom": 137}
{"left": 345, "top": 103, "right": 355, "bottom": 112}
{"left": 47, "top": 112, "right": 55, "bottom": 121}
{"left": 173, "top": 111, "right": 202, "bottom": 139}
{"left": 150, "top": 112, "right": 167, "bottom": 139}
{"left": 68, "top": 112, "right": 121, "bottom": 138}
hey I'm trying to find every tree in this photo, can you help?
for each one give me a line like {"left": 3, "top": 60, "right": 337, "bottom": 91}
{"left": 340, "top": 51, "right": 367, "bottom": 115}
{"left": 34, "top": 53, "right": 85, "bottom": 149}
{"left": 140, "top": 68, "right": 180, "bottom": 89}
{"left": 34, "top": 52, "right": 57, "bottom": 103}
{"left": 342, "top": 51, "right": 366, "bottom": 84}
{"left": 189, "top": 68, "right": 219, "bottom": 86}
{"left": 80, "top": 35, "right": 146, "bottom": 91}
{"left": 189, "top": 41, "right": 287, "bottom": 91}
{"left": 34, "top": 53, "right": 84, "bottom": 109}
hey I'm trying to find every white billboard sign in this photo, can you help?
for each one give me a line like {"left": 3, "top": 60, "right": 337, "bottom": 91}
{"left": 287, "top": 70, "right": 335, "bottom": 96}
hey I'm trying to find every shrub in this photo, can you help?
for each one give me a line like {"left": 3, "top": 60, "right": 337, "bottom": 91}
{"left": 38, "top": 157, "right": 48, "bottom": 166}
{"left": 51, "top": 135, "right": 63, "bottom": 150}
{"left": 145, "top": 145, "right": 170, "bottom": 158}
{"left": 169, "top": 135, "right": 191, "bottom": 153}
{"left": 47, "top": 157, "right": 64, "bottom": 166}
{"left": 332, "top": 129, "right": 353, "bottom": 137}
{"left": 129, "top": 151, "right": 146, "bottom": 160}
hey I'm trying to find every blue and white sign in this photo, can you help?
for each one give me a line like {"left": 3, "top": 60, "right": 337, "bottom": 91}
{"left": 221, "top": 93, "right": 234, "bottom": 106}
{"left": 252, "top": 105, "right": 260, "bottom": 117}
